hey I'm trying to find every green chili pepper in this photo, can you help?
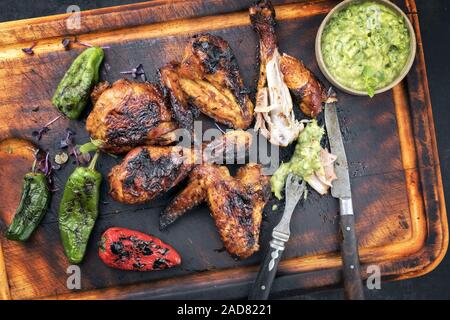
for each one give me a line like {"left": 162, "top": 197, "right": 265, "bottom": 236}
{"left": 6, "top": 173, "right": 50, "bottom": 241}
{"left": 52, "top": 47, "right": 104, "bottom": 120}
{"left": 59, "top": 152, "right": 102, "bottom": 264}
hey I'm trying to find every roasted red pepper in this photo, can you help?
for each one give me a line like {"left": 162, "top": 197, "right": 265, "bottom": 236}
{"left": 98, "top": 227, "right": 181, "bottom": 271}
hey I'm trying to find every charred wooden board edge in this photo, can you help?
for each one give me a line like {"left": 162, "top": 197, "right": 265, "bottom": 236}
{"left": 0, "top": 0, "right": 246, "bottom": 46}
{"left": 0, "top": 0, "right": 337, "bottom": 47}
{"left": 397, "top": 0, "right": 448, "bottom": 278}
{"left": 0, "top": 238, "right": 11, "bottom": 299}
{"left": 0, "top": 2, "right": 337, "bottom": 62}
{"left": 0, "top": 0, "right": 447, "bottom": 299}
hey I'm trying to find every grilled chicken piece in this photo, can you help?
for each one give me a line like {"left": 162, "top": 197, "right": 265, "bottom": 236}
{"left": 160, "top": 34, "right": 254, "bottom": 130}
{"left": 161, "top": 164, "right": 270, "bottom": 259}
{"left": 159, "top": 62, "right": 199, "bottom": 131}
{"left": 280, "top": 54, "right": 328, "bottom": 117}
{"left": 86, "top": 79, "right": 178, "bottom": 154}
{"left": 109, "top": 145, "right": 195, "bottom": 204}
{"left": 250, "top": 0, "right": 329, "bottom": 146}
{"left": 109, "top": 131, "right": 253, "bottom": 204}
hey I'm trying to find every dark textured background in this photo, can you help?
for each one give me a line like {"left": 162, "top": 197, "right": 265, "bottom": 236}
{"left": 0, "top": 0, "right": 448, "bottom": 300}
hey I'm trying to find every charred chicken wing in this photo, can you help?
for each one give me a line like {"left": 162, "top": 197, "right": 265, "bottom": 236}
{"left": 159, "top": 62, "right": 199, "bottom": 131}
{"left": 109, "top": 131, "right": 253, "bottom": 204}
{"left": 86, "top": 79, "right": 178, "bottom": 154}
{"left": 160, "top": 34, "right": 254, "bottom": 130}
{"left": 250, "top": 0, "right": 329, "bottom": 146}
{"left": 161, "top": 163, "right": 270, "bottom": 259}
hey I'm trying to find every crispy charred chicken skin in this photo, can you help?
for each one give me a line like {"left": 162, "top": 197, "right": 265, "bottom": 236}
{"left": 250, "top": 0, "right": 330, "bottom": 146}
{"left": 279, "top": 54, "right": 329, "bottom": 118}
{"left": 109, "top": 131, "right": 253, "bottom": 204}
{"left": 109, "top": 145, "right": 195, "bottom": 204}
{"left": 161, "top": 163, "right": 270, "bottom": 259}
{"left": 160, "top": 34, "right": 254, "bottom": 130}
{"left": 86, "top": 79, "right": 178, "bottom": 154}
{"left": 159, "top": 62, "right": 199, "bottom": 131}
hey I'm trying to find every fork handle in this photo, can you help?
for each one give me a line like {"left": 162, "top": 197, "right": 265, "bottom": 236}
{"left": 339, "top": 198, "right": 365, "bottom": 300}
{"left": 248, "top": 239, "right": 285, "bottom": 300}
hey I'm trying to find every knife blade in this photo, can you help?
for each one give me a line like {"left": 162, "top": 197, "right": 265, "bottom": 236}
{"left": 324, "top": 88, "right": 365, "bottom": 300}
{"left": 324, "top": 89, "right": 351, "bottom": 199}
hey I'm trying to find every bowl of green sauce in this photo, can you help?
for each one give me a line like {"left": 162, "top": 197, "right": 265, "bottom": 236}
{"left": 316, "top": 0, "right": 416, "bottom": 97}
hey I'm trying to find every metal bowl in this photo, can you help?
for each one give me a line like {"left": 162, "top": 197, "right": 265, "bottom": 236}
{"left": 315, "top": 0, "right": 417, "bottom": 96}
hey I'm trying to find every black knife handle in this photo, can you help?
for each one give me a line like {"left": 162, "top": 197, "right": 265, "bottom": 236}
{"left": 340, "top": 207, "right": 365, "bottom": 300}
{"left": 248, "top": 239, "right": 285, "bottom": 300}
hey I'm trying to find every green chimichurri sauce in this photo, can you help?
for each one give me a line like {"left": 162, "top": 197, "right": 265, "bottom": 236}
{"left": 271, "top": 120, "right": 324, "bottom": 200}
{"left": 321, "top": 1, "right": 411, "bottom": 97}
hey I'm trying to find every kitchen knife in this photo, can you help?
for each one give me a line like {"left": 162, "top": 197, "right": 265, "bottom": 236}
{"left": 324, "top": 88, "right": 365, "bottom": 300}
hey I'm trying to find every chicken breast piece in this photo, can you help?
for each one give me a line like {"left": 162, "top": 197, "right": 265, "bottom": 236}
{"left": 86, "top": 79, "right": 178, "bottom": 154}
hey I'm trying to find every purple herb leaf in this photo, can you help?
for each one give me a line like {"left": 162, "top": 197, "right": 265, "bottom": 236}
{"left": 22, "top": 42, "right": 37, "bottom": 55}
{"left": 43, "top": 152, "right": 50, "bottom": 176}
{"left": 60, "top": 128, "right": 75, "bottom": 149}
{"left": 33, "top": 151, "right": 54, "bottom": 186}
{"left": 69, "top": 143, "right": 91, "bottom": 165}
{"left": 33, "top": 115, "right": 62, "bottom": 141}
{"left": 22, "top": 48, "right": 34, "bottom": 55}
{"left": 32, "top": 127, "right": 50, "bottom": 141}
{"left": 68, "top": 145, "right": 80, "bottom": 165}
{"left": 78, "top": 151, "right": 91, "bottom": 165}
{"left": 62, "top": 38, "right": 72, "bottom": 50}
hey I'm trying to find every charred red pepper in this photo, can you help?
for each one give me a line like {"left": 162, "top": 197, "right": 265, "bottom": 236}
{"left": 98, "top": 227, "right": 181, "bottom": 271}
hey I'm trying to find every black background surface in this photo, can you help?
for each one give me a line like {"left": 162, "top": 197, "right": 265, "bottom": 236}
{"left": 0, "top": 0, "right": 448, "bottom": 300}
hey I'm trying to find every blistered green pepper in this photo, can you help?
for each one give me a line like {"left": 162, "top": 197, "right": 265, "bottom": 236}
{"left": 52, "top": 47, "right": 104, "bottom": 120}
{"left": 59, "top": 152, "right": 101, "bottom": 264}
{"left": 6, "top": 173, "right": 50, "bottom": 241}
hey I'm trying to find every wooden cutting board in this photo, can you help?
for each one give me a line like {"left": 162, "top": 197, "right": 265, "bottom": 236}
{"left": 0, "top": 0, "right": 447, "bottom": 300}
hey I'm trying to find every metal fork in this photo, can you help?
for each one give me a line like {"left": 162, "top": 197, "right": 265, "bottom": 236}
{"left": 249, "top": 173, "right": 305, "bottom": 300}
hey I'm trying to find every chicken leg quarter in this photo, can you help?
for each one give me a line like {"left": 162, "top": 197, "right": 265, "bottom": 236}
{"left": 86, "top": 79, "right": 178, "bottom": 154}
{"left": 250, "top": 0, "right": 329, "bottom": 146}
